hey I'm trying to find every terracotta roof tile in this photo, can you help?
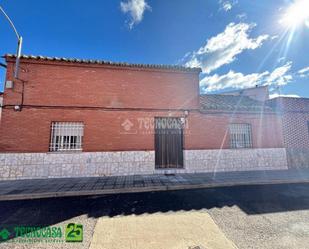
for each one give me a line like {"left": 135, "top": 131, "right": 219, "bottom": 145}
{"left": 200, "top": 94, "right": 274, "bottom": 112}
{"left": 4, "top": 54, "right": 201, "bottom": 73}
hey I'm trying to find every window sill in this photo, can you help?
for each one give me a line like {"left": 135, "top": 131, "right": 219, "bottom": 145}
{"left": 47, "top": 150, "right": 83, "bottom": 154}
{"left": 230, "top": 148, "right": 253, "bottom": 149}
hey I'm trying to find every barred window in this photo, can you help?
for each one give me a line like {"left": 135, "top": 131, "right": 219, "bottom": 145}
{"left": 49, "top": 122, "right": 84, "bottom": 152}
{"left": 229, "top": 123, "right": 252, "bottom": 149}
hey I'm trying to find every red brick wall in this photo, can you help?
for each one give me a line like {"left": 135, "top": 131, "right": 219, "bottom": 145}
{"left": 0, "top": 59, "right": 284, "bottom": 152}
{"left": 269, "top": 97, "right": 309, "bottom": 148}
{"left": 3, "top": 59, "right": 199, "bottom": 109}
{"left": 0, "top": 108, "right": 178, "bottom": 152}
{"left": 187, "top": 112, "right": 283, "bottom": 149}
{"left": 281, "top": 113, "right": 309, "bottom": 148}
{"left": 0, "top": 108, "right": 283, "bottom": 152}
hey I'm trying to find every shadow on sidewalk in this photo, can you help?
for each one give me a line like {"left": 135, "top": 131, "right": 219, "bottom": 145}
{"left": 0, "top": 183, "right": 309, "bottom": 242}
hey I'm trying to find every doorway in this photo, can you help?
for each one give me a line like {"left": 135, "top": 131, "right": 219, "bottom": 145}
{"left": 155, "top": 117, "right": 184, "bottom": 169}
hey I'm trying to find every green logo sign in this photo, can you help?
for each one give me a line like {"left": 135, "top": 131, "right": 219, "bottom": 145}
{"left": 0, "top": 228, "right": 10, "bottom": 241}
{"left": 65, "top": 223, "right": 83, "bottom": 242}
{"left": 0, "top": 223, "right": 83, "bottom": 243}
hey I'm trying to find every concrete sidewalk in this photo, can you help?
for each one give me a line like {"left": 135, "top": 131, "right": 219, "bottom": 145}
{"left": 90, "top": 212, "right": 238, "bottom": 249}
{"left": 0, "top": 169, "right": 309, "bottom": 201}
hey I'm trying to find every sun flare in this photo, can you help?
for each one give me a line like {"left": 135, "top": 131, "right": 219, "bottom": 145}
{"left": 280, "top": 0, "right": 309, "bottom": 28}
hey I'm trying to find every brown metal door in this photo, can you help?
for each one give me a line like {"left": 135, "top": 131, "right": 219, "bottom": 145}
{"left": 155, "top": 117, "right": 184, "bottom": 169}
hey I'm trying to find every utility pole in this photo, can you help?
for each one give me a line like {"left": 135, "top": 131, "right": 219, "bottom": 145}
{"left": 0, "top": 5, "right": 22, "bottom": 78}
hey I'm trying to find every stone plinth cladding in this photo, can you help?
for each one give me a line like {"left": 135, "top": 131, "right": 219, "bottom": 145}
{"left": 0, "top": 148, "right": 288, "bottom": 180}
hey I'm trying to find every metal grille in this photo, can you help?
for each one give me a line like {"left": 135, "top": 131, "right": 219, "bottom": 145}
{"left": 229, "top": 123, "right": 252, "bottom": 149}
{"left": 49, "top": 122, "right": 84, "bottom": 152}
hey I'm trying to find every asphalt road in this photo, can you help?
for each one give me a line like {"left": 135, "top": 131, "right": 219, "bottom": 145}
{"left": 0, "top": 183, "right": 308, "bottom": 248}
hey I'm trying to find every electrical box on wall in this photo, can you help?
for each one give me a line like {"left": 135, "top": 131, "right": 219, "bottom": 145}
{"left": 5, "top": 80, "right": 13, "bottom": 89}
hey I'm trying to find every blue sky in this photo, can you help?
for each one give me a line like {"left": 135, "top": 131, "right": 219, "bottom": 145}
{"left": 1, "top": 0, "right": 309, "bottom": 97}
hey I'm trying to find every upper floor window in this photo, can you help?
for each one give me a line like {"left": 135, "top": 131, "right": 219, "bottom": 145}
{"left": 49, "top": 122, "right": 84, "bottom": 152}
{"left": 229, "top": 123, "right": 252, "bottom": 149}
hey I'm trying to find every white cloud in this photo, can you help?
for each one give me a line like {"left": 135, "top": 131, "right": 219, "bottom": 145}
{"left": 265, "top": 61, "right": 292, "bottom": 85}
{"left": 297, "top": 66, "right": 309, "bottom": 78}
{"left": 271, "top": 35, "right": 279, "bottom": 40}
{"left": 236, "top": 13, "right": 247, "bottom": 20}
{"left": 298, "top": 66, "right": 309, "bottom": 74}
{"left": 201, "top": 62, "right": 293, "bottom": 92}
{"left": 184, "top": 23, "right": 269, "bottom": 74}
{"left": 269, "top": 93, "right": 300, "bottom": 99}
{"left": 219, "top": 0, "right": 237, "bottom": 11}
{"left": 277, "top": 56, "right": 285, "bottom": 63}
{"left": 201, "top": 70, "right": 269, "bottom": 92}
{"left": 120, "top": 0, "right": 151, "bottom": 29}
{"left": 221, "top": 2, "right": 232, "bottom": 11}
{"left": 201, "top": 71, "right": 264, "bottom": 92}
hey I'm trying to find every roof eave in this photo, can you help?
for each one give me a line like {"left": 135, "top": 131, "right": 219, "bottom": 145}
{"left": 3, "top": 54, "right": 202, "bottom": 73}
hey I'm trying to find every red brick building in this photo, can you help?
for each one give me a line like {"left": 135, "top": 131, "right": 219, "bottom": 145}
{"left": 0, "top": 55, "right": 288, "bottom": 180}
{"left": 0, "top": 92, "right": 3, "bottom": 119}
{"left": 268, "top": 97, "right": 309, "bottom": 168}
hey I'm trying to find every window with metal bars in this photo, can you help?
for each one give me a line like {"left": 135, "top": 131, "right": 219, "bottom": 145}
{"left": 229, "top": 123, "right": 252, "bottom": 149}
{"left": 49, "top": 122, "right": 84, "bottom": 152}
